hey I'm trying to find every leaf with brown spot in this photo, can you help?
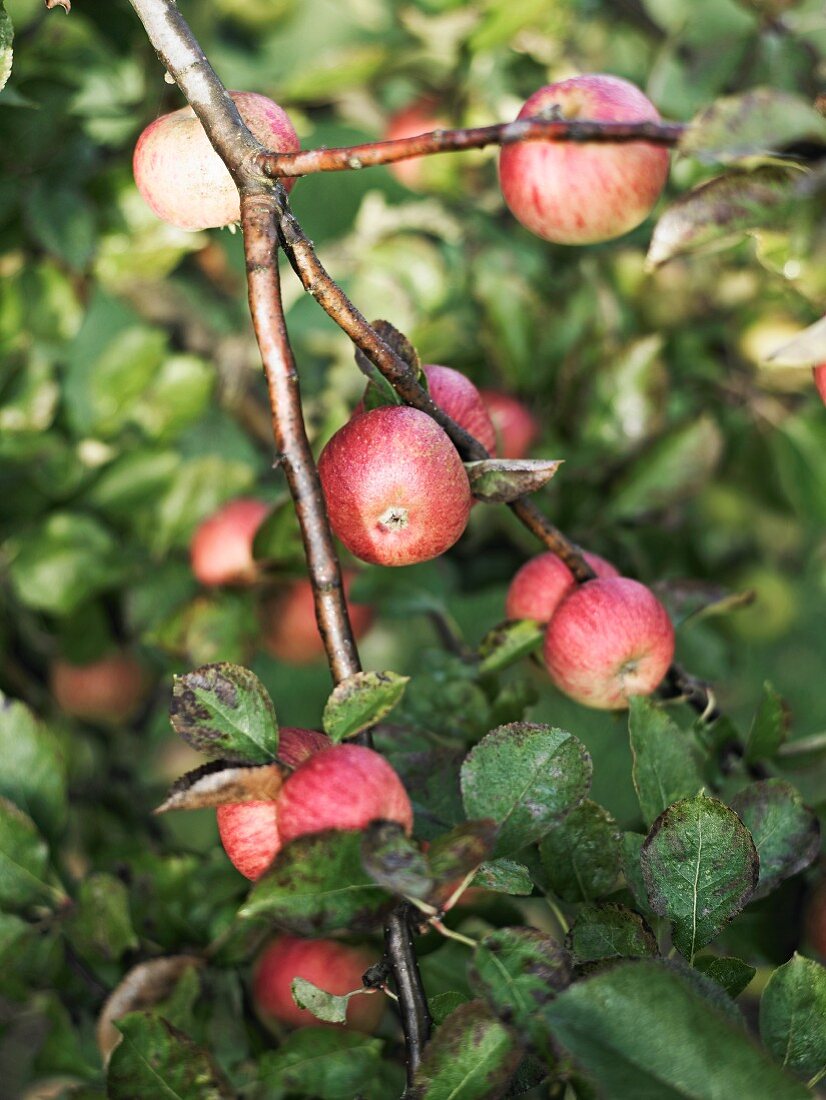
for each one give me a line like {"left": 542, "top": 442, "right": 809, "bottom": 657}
{"left": 361, "top": 821, "right": 434, "bottom": 900}
{"left": 681, "top": 88, "right": 826, "bottom": 164}
{"left": 465, "top": 459, "right": 562, "bottom": 503}
{"left": 322, "top": 670, "right": 409, "bottom": 742}
{"left": 410, "top": 1000, "right": 522, "bottom": 1099}
{"left": 477, "top": 619, "right": 543, "bottom": 676}
{"left": 154, "top": 760, "right": 285, "bottom": 814}
{"left": 170, "top": 663, "right": 278, "bottom": 764}
{"left": 730, "top": 779, "right": 820, "bottom": 900}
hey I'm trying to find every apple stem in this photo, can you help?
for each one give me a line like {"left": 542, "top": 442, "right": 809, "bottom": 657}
{"left": 257, "top": 117, "right": 686, "bottom": 179}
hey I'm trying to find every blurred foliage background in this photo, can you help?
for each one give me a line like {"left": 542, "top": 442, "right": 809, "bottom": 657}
{"left": 1, "top": 0, "right": 825, "bottom": 1094}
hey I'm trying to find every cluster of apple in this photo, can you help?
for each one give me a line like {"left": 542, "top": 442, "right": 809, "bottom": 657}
{"left": 506, "top": 553, "right": 675, "bottom": 709}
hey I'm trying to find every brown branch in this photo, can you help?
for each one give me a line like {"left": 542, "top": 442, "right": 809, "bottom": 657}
{"left": 258, "top": 117, "right": 686, "bottom": 178}
{"left": 385, "top": 906, "right": 432, "bottom": 1085}
{"left": 241, "top": 193, "right": 363, "bottom": 689}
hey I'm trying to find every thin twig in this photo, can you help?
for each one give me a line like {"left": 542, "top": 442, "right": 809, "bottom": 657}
{"left": 258, "top": 117, "right": 685, "bottom": 178}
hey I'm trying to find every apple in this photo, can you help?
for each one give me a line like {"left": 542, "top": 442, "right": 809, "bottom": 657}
{"left": 384, "top": 98, "right": 448, "bottom": 190}
{"left": 216, "top": 727, "right": 331, "bottom": 881}
{"left": 261, "top": 572, "right": 374, "bottom": 665}
{"left": 498, "top": 75, "right": 669, "bottom": 245}
{"left": 278, "top": 743, "right": 414, "bottom": 845}
{"left": 814, "top": 365, "right": 826, "bottom": 406}
{"left": 318, "top": 406, "right": 472, "bottom": 567}
{"left": 543, "top": 577, "right": 674, "bottom": 709}
{"left": 190, "top": 498, "right": 270, "bottom": 587}
{"left": 50, "top": 652, "right": 149, "bottom": 724}
{"left": 479, "top": 390, "right": 540, "bottom": 459}
{"left": 253, "top": 935, "right": 383, "bottom": 1032}
{"left": 423, "top": 365, "right": 497, "bottom": 454}
{"left": 133, "top": 91, "right": 300, "bottom": 231}
{"left": 506, "top": 550, "right": 619, "bottom": 622}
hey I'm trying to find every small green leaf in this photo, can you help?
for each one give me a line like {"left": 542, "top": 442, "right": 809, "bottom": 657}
{"left": 361, "top": 821, "right": 434, "bottom": 900}
{"left": 259, "top": 1030, "right": 384, "bottom": 1100}
{"left": 465, "top": 458, "right": 562, "bottom": 503}
{"left": 730, "top": 780, "right": 819, "bottom": 900}
{"left": 170, "top": 663, "right": 278, "bottom": 764}
{"left": 461, "top": 723, "right": 592, "bottom": 858}
{"left": 241, "top": 831, "right": 391, "bottom": 935}
{"left": 25, "top": 181, "right": 96, "bottom": 270}
{"left": 0, "top": 692, "right": 66, "bottom": 836}
{"left": 66, "top": 873, "right": 137, "bottom": 963}
{"left": 468, "top": 927, "right": 570, "bottom": 1055}
{"left": 629, "top": 697, "right": 704, "bottom": 825}
{"left": 567, "top": 904, "right": 658, "bottom": 967}
{"left": 291, "top": 977, "right": 350, "bottom": 1025}
{"left": 540, "top": 800, "right": 622, "bottom": 903}
{"left": 620, "top": 832, "right": 652, "bottom": 915}
{"left": 0, "top": 2, "right": 12, "bottom": 93}
{"left": 429, "top": 991, "right": 469, "bottom": 1025}
{"left": 0, "top": 796, "right": 60, "bottom": 912}
{"left": 477, "top": 619, "right": 544, "bottom": 676}
{"left": 694, "top": 955, "right": 756, "bottom": 999}
{"left": 107, "top": 1013, "right": 234, "bottom": 1099}
{"left": 760, "top": 954, "right": 826, "bottom": 1081}
{"left": 542, "top": 961, "right": 810, "bottom": 1100}
{"left": 744, "top": 682, "right": 790, "bottom": 763}
{"left": 681, "top": 88, "right": 826, "bottom": 165}
{"left": 472, "top": 859, "right": 533, "bottom": 896}
{"left": 641, "top": 794, "right": 759, "bottom": 960}
{"left": 412, "top": 999, "right": 522, "bottom": 1099}
{"left": 322, "top": 670, "right": 409, "bottom": 743}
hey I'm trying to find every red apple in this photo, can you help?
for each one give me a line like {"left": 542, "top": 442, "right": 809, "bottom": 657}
{"left": 278, "top": 744, "right": 414, "bottom": 845}
{"left": 318, "top": 406, "right": 472, "bottom": 567}
{"left": 261, "top": 572, "right": 374, "bottom": 665}
{"left": 506, "top": 551, "right": 619, "bottom": 622}
{"left": 190, "top": 498, "right": 270, "bottom": 587}
{"left": 479, "top": 390, "right": 540, "bottom": 459}
{"left": 133, "top": 91, "right": 300, "bottom": 231}
{"left": 814, "top": 365, "right": 826, "bottom": 406}
{"left": 50, "top": 652, "right": 149, "bottom": 724}
{"left": 216, "top": 727, "right": 330, "bottom": 881}
{"left": 384, "top": 98, "right": 448, "bottom": 189}
{"left": 423, "top": 365, "right": 497, "bottom": 454}
{"left": 253, "top": 935, "right": 383, "bottom": 1032}
{"left": 543, "top": 577, "right": 674, "bottom": 709}
{"left": 498, "top": 75, "right": 669, "bottom": 245}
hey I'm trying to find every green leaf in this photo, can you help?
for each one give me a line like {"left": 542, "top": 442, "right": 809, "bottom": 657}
{"left": 0, "top": 2, "right": 11, "bottom": 94}
{"left": 468, "top": 927, "right": 570, "bottom": 1055}
{"left": 9, "top": 512, "right": 124, "bottom": 616}
{"left": 744, "top": 682, "right": 790, "bottom": 763}
{"left": 361, "top": 821, "right": 434, "bottom": 900}
{"left": 241, "top": 831, "right": 391, "bottom": 935}
{"left": 729, "top": 780, "right": 819, "bottom": 900}
{"left": 461, "top": 723, "right": 592, "bottom": 857}
{"left": 291, "top": 977, "right": 350, "bottom": 1025}
{"left": 477, "top": 619, "right": 544, "bottom": 676}
{"left": 621, "top": 833, "right": 652, "bottom": 915}
{"left": 66, "top": 872, "right": 137, "bottom": 963}
{"left": 472, "top": 859, "right": 533, "bottom": 896}
{"left": 259, "top": 1030, "right": 384, "bottom": 1100}
{"left": 411, "top": 1000, "right": 522, "bottom": 1099}
{"left": 107, "top": 1013, "right": 234, "bottom": 1099}
{"left": 428, "top": 821, "right": 499, "bottom": 898}
{"left": 465, "top": 458, "right": 562, "bottom": 503}
{"left": 542, "top": 960, "right": 810, "bottom": 1099}
{"left": 641, "top": 794, "right": 759, "bottom": 960}
{"left": 0, "top": 796, "right": 60, "bottom": 912}
{"left": 567, "top": 904, "right": 658, "bottom": 967}
{"left": 25, "top": 181, "right": 96, "bottom": 270}
{"left": 322, "top": 670, "right": 409, "bottom": 743}
{"left": 429, "top": 991, "right": 469, "bottom": 1026}
{"left": 609, "top": 417, "right": 723, "bottom": 519}
{"left": 629, "top": 697, "right": 704, "bottom": 825}
{"left": 170, "top": 663, "right": 278, "bottom": 764}
{"left": 760, "top": 954, "right": 826, "bottom": 1081}
{"left": 646, "top": 167, "right": 799, "bottom": 270}
{"left": 694, "top": 955, "right": 756, "bottom": 999}
{"left": 0, "top": 692, "right": 66, "bottom": 836}
{"left": 540, "top": 800, "right": 622, "bottom": 903}
{"left": 681, "top": 88, "right": 826, "bottom": 165}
